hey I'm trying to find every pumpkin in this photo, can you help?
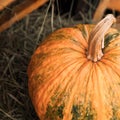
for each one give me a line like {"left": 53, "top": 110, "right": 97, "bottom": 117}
{"left": 27, "top": 14, "right": 120, "bottom": 120}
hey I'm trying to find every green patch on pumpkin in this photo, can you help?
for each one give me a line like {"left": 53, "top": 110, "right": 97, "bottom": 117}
{"left": 104, "top": 32, "right": 120, "bottom": 48}
{"left": 71, "top": 105, "right": 81, "bottom": 120}
{"left": 110, "top": 106, "right": 120, "bottom": 120}
{"left": 45, "top": 98, "right": 98, "bottom": 120}
{"left": 72, "top": 103, "right": 97, "bottom": 120}
{"left": 74, "top": 25, "right": 88, "bottom": 40}
{"left": 45, "top": 104, "right": 64, "bottom": 120}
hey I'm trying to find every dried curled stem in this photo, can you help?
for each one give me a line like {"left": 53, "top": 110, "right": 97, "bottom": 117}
{"left": 87, "top": 14, "right": 116, "bottom": 62}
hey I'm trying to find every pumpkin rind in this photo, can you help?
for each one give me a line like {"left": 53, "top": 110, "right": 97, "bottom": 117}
{"left": 28, "top": 16, "right": 120, "bottom": 120}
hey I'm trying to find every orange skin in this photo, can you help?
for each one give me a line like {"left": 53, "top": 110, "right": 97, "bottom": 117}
{"left": 28, "top": 15, "right": 120, "bottom": 120}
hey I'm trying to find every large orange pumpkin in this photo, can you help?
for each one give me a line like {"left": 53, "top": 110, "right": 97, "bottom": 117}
{"left": 27, "top": 14, "right": 120, "bottom": 120}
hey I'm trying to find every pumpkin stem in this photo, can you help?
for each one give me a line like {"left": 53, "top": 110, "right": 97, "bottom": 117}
{"left": 87, "top": 14, "right": 116, "bottom": 62}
